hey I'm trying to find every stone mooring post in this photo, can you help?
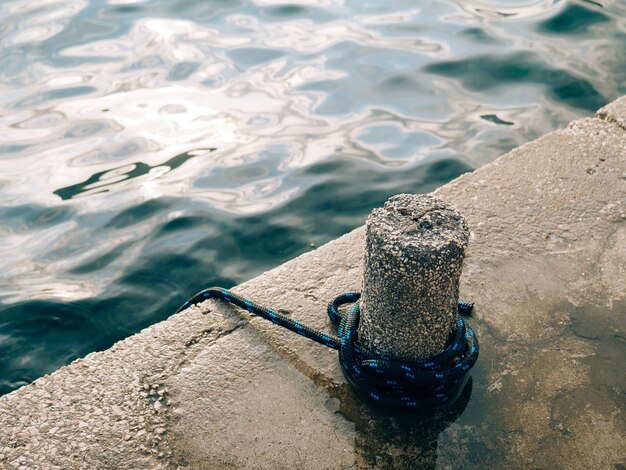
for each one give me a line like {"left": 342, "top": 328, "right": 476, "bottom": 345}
{"left": 358, "top": 194, "right": 469, "bottom": 359}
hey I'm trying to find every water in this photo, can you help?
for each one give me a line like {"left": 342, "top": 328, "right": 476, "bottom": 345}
{"left": 0, "top": 0, "right": 624, "bottom": 396}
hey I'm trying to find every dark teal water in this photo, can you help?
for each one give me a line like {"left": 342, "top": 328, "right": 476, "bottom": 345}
{"left": 0, "top": 0, "right": 624, "bottom": 395}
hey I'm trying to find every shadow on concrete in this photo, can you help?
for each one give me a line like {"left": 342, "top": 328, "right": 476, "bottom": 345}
{"left": 338, "top": 378, "right": 473, "bottom": 470}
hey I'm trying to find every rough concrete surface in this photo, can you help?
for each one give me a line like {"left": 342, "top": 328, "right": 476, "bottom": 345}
{"left": 0, "top": 98, "right": 625, "bottom": 470}
{"left": 359, "top": 194, "right": 469, "bottom": 358}
{"left": 597, "top": 95, "right": 626, "bottom": 131}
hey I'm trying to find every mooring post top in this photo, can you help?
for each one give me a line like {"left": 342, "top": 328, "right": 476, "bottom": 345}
{"left": 360, "top": 193, "right": 470, "bottom": 359}
{"left": 366, "top": 193, "right": 469, "bottom": 254}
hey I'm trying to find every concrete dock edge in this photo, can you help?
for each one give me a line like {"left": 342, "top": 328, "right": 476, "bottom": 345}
{"left": 1, "top": 96, "right": 624, "bottom": 470}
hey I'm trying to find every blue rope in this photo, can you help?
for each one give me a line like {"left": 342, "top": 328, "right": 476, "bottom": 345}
{"left": 177, "top": 287, "right": 479, "bottom": 408}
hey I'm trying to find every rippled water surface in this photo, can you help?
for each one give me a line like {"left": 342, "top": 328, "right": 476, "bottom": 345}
{"left": 0, "top": 0, "right": 625, "bottom": 394}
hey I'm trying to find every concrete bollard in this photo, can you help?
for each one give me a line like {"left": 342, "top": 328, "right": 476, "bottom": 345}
{"left": 358, "top": 194, "right": 469, "bottom": 359}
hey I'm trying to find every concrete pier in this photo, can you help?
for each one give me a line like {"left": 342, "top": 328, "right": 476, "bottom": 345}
{"left": 359, "top": 194, "right": 469, "bottom": 359}
{"left": 0, "top": 96, "right": 624, "bottom": 470}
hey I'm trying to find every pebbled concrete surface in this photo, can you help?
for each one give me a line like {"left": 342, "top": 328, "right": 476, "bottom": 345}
{"left": 0, "top": 97, "right": 625, "bottom": 470}
{"left": 597, "top": 95, "right": 626, "bottom": 131}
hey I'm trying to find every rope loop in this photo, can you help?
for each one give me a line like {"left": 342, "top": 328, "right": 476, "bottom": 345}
{"left": 330, "top": 293, "right": 479, "bottom": 407}
{"left": 178, "top": 287, "right": 479, "bottom": 408}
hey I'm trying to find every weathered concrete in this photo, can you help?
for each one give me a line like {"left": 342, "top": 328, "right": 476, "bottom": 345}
{"left": 359, "top": 194, "right": 469, "bottom": 358}
{"left": 597, "top": 95, "right": 626, "bottom": 131}
{"left": 0, "top": 97, "right": 624, "bottom": 470}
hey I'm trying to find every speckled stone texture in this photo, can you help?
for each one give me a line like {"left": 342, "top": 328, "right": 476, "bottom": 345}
{"left": 358, "top": 194, "right": 469, "bottom": 359}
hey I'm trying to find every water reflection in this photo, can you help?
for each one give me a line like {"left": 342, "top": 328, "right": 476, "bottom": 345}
{"left": 480, "top": 114, "right": 514, "bottom": 126}
{"left": 0, "top": 0, "right": 625, "bottom": 395}
{"left": 54, "top": 148, "right": 215, "bottom": 199}
{"left": 459, "top": 0, "right": 565, "bottom": 20}
{"left": 424, "top": 51, "right": 605, "bottom": 112}
{"left": 538, "top": 3, "right": 611, "bottom": 34}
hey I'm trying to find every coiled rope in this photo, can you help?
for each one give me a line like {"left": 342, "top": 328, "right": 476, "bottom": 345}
{"left": 177, "top": 287, "right": 479, "bottom": 408}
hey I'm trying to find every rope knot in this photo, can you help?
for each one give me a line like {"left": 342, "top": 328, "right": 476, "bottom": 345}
{"left": 329, "top": 293, "right": 479, "bottom": 408}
